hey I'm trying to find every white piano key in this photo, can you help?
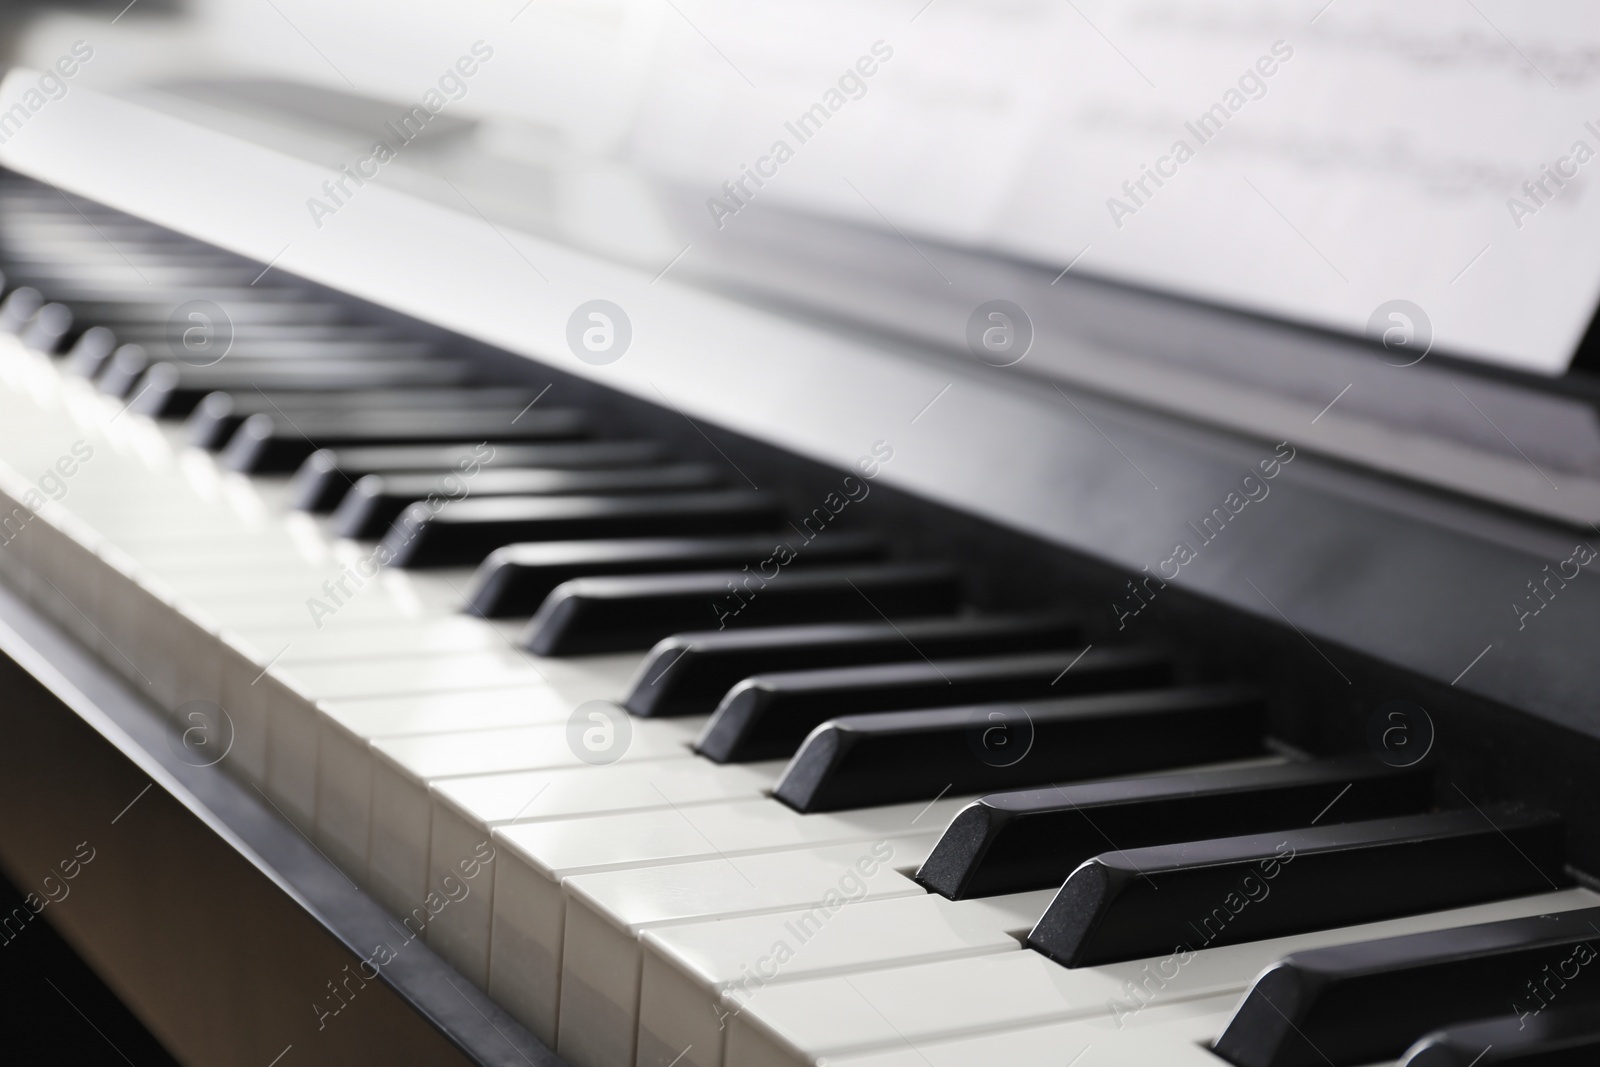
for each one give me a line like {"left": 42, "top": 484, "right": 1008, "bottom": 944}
{"left": 635, "top": 888, "right": 1056, "bottom": 1067}
{"left": 201, "top": 596, "right": 442, "bottom": 629}
{"left": 216, "top": 631, "right": 273, "bottom": 786}
{"left": 193, "top": 570, "right": 470, "bottom": 618}
{"left": 235, "top": 615, "right": 508, "bottom": 663}
{"left": 489, "top": 835, "right": 938, "bottom": 1050}
{"left": 487, "top": 796, "right": 968, "bottom": 1051}
{"left": 314, "top": 687, "right": 584, "bottom": 880}
{"left": 367, "top": 715, "right": 702, "bottom": 918}
{"left": 426, "top": 758, "right": 784, "bottom": 990}
{"left": 792, "top": 993, "right": 1242, "bottom": 1067}
{"left": 720, "top": 887, "right": 1600, "bottom": 1065}
{"left": 275, "top": 650, "right": 554, "bottom": 701}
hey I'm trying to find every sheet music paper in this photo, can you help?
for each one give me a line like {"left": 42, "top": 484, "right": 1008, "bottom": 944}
{"left": 37, "top": 0, "right": 1600, "bottom": 373}
{"left": 615, "top": 0, "right": 1600, "bottom": 375}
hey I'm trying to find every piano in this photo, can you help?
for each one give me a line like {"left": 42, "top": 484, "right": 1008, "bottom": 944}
{"left": 4, "top": 4, "right": 1600, "bottom": 1065}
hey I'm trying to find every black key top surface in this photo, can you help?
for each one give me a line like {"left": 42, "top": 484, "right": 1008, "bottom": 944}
{"left": 290, "top": 441, "right": 666, "bottom": 512}
{"left": 124, "top": 358, "right": 470, "bottom": 413}
{"left": 778, "top": 684, "right": 1285, "bottom": 813}
{"left": 469, "top": 533, "right": 888, "bottom": 620}
{"left": 1028, "top": 806, "right": 1567, "bottom": 969}
{"left": 62, "top": 325, "right": 117, "bottom": 376}
{"left": 46, "top": 295, "right": 344, "bottom": 328}
{"left": 381, "top": 490, "right": 784, "bottom": 568}
{"left": 1402, "top": 1004, "right": 1600, "bottom": 1066}
{"left": 624, "top": 612, "right": 1081, "bottom": 717}
{"left": 333, "top": 464, "right": 723, "bottom": 539}
{"left": 221, "top": 408, "right": 587, "bottom": 473}
{"left": 20, "top": 302, "right": 71, "bottom": 352}
{"left": 696, "top": 646, "right": 1174, "bottom": 763}
{"left": 185, "top": 387, "right": 543, "bottom": 450}
{"left": 917, "top": 754, "right": 1432, "bottom": 898}
{"left": 1214, "top": 906, "right": 1600, "bottom": 1067}
{"left": 520, "top": 563, "right": 962, "bottom": 656}
{"left": 102, "top": 346, "right": 446, "bottom": 402}
{"left": 0, "top": 286, "right": 41, "bottom": 331}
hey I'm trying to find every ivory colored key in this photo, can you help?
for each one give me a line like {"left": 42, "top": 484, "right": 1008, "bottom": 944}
{"left": 274, "top": 649, "right": 555, "bottom": 701}
{"left": 488, "top": 798, "right": 971, "bottom": 1045}
{"left": 783, "top": 993, "right": 1243, "bottom": 1067}
{"left": 719, "top": 889, "right": 1600, "bottom": 1066}
{"left": 312, "top": 686, "right": 597, "bottom": 875}
{"left": 232, "top": 615, "right": 511, "bottom": 663}
{"left": 424, "top": 758, "right": 785, "bottom": 991}
{"left": 256, "top": 634, "right": 567, "bottom": 820}
{"left": 635, "top": 887, "right": 1055, "bottom": 1067}
{"left": 367, "top": 712, "right": 699, "bottom": 915}
{"left": 489, "top": 836, "right": 938, "bottom": 1048}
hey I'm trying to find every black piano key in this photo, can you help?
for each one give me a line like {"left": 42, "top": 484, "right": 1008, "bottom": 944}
{"left": 0, "top": 286, "right": 41, "bottom": 331}
{"left": 19, "top": 302, "right": 71, "bottom": 353}
{"left": 778, "top": 684, "right": 1284, "bottom": 813}
{"left": 38, "top": 294, "right": 345, "bottom": 329}
{"left": 98, "top": 341, "right": 443, "bottom": 401}
{"left": 63, "top": 325, "right": 118, "bottom": 377}
{"left": 120, "top": 358, "right": 471, "bottom": 413}
{"left": 381, "top": 489, "right": 784, "bottom": 568}
{"left": 469, "top": 533, "right": 889, "bottom": 620}
{"left": 624, "top": 612, "right": 1081, "bottom": 717}
{"left": 93, "top": 322, "right": 397, "bottom": 348}
{"left": 1213, "top": 908, "right": 1600, "bottom": 1067}
{"left": 220, "top": 408, "right": 587, "bottom": 474}
{"left": 94, "top": 343, "right": 152, "bottom": 395}
{"left": 1402, "top": 1004, "right": 1600, "bottom": 1066}
{"left": 520, "top": 563, "right": 962, "bottom": 656}
{"left": 289, "top": 441, "right": 666, "bottom": 512}
{"left": 917, "top": 754, "right": 1432, "bottom": 899}
{"left": 1028, "top": 806, "right": 1567, "bottom": 969}
{"left": 695, "top": 646, "right": 1174, "bottom": 764}
{"left": 332, "top": 464, "right": 723, "bottom": 539}
{"left": 185, "top": 387, "right": 544, "bottom": 450}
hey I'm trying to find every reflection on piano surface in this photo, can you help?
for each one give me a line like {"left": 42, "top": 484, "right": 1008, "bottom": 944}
{"left": 6, "top": 4, "right": 1600, "bottom": 1067}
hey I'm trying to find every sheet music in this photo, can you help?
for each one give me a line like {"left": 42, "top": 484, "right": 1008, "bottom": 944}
{"left": 24, "top": 0, "right": 1600, "bottom": 373}
{"left": 617, "top": 0, "right": 1600, "bottom": 374}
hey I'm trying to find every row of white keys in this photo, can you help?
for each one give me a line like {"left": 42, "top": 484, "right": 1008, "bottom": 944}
{"left": 480, "top": 794, "right": 969, "bottom": 1060}
{"left": 718, "top": 886, "right": 1600, "bottom": 1066}
{"left": 424, "top": 758, "right": 790, "bottom": 993}
{"left": 364, "top": 702, "right": 697, "bottom": 918}
{"left": 634, "top": 886, "right": 1057, "bottom": 1067}
{"left": 0, "top": 338, "right": 676, "bottom": 886}
{"left": 546, "top": 834, "right": 944, "bottom": 1066}
{"left": 315, "top": 687, "right": 562, "bottom": 872}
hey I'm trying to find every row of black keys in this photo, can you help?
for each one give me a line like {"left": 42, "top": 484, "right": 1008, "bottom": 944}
{"left": 4, "top": 197, "right": 1592, "bottom": 1067}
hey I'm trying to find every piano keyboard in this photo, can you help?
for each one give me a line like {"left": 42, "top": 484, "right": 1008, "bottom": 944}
{"left": 2, "top": 172, "right": 1599, "bottom": 1067}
